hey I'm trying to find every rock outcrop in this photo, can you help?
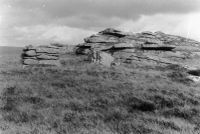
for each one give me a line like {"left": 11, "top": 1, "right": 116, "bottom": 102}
{"left": 21, "top": 28, "right": 200, "bottom": 82}
{"left": 75, "top": 28, "right": 200, "bottom": 82}
{"left": 22, "top": 44, "right": 74, "bottom": 66}
{"left": 75, "top": 28, "right": 200, "bottom": 69}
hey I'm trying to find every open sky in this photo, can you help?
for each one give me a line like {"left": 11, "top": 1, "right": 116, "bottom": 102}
{"left": 0, "top": 0, "right": 200, "bottom": 46}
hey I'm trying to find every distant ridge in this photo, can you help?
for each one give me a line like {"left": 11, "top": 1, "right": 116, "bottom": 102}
{"left": 0, "top": 46, "right": 22, "bottom": 56}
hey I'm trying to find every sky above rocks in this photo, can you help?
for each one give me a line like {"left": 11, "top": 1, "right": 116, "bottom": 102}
{"left": 0, "top": 0, "right": 200, "bottom": 46}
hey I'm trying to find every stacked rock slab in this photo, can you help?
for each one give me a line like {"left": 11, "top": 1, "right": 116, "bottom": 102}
{"left": 75, "top": 28, "right": 200, "bottom": 70}
{"left": 22, "top": 44, "right": 70, "bottom": 66}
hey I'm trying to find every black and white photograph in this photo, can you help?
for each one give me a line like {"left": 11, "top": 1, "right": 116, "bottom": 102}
{"left": 0, "top": 0, "right": 200, "bottom": 133}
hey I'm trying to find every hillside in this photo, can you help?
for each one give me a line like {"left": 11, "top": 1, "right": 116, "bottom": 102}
{"left": 0, "top": 29, "right": 200, "bottom": 134}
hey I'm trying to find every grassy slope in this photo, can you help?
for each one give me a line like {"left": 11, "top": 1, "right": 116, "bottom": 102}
{"left": 0, "top": 48, "right": 200, "bottom": 134}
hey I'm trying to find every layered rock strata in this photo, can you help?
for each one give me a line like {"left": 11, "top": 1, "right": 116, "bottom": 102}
{"left": 75, "top": 28, "right": 200, "bottom": 69}
{"left": 75, "top": 28, "right": 200, "bottom": 82}
{"left": 22, "top": 44, "right": 73, "bottom": 66}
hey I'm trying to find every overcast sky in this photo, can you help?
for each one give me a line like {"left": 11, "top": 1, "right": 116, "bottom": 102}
{"left": 0, "top": 0, "right": 200, "bottom": 46}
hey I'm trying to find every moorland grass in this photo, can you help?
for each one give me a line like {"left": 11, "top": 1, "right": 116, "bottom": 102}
{"left": 0, "top": 53, "right": 200, "bottom": 134}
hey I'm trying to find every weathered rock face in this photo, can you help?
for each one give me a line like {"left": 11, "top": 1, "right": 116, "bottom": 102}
{"left": 22, "top": 44, "right": 75, "bottom": 66}
{"left": 75, "top": 28, "right": 200, "bottom": 81}
{"left": 75, "top": 28, "right": 200, "bottom": 67}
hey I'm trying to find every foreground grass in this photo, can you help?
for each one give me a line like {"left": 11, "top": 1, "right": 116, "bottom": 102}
{"left": 0, "top": 54, "right": 200, "bottom": 134}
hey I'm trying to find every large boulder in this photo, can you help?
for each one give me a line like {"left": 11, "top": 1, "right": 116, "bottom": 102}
{"left": 36, "top": 47, "right": 61, "bottom": 54}
{"left": 98, "top": 28, "right": 128, "bottom": 37}
{"left": 24, "top": 50, "right": 37, "bottom": 57}
{"left": 37, "top": 54, "right": 59, "bottom": 60}
{"left": 23, "top": 59, "right": 39, "bottom": 65}
{"left": 84, "top": 34, "right": 119, "bottom": 43}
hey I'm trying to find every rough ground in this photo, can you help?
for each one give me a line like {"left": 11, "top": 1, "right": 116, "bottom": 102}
{"left": 0, "top": 46, "right": 200, "bottom": 134}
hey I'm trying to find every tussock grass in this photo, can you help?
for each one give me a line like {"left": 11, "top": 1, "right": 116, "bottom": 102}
{"left": 0, "top": 53, "right": 200, "bottom": 134}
